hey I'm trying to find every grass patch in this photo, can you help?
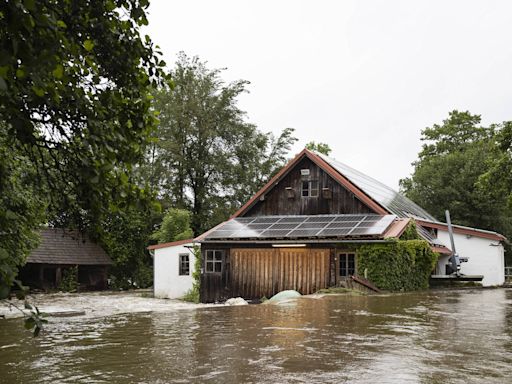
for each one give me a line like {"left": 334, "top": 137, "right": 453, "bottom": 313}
{"left": 181, "top": 288, "right": 199, "bottom": 303}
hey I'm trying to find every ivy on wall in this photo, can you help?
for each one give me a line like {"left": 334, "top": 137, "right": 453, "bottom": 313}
{"left": 357, "top": 240, "right": 438, "bottom": 291}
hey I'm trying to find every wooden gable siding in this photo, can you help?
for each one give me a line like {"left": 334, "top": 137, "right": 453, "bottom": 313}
{"left": 244, "top": 157, "right": 375, "bottom": 216}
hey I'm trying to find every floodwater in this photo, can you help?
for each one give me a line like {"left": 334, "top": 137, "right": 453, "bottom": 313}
{"left": 1, "top": 289, "right": 512, "bottom": 383}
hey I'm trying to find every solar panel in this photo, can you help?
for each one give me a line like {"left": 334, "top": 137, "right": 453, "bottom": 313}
{"left": 315, "top": 153, "right": 437, "bottom": 221}
{"left": 251, "top": 217, "right": 281, "bottom": 224}
{"left": 278, "top": 217, "right": 306, "bottom": 223}
{"left": 260, "top": 229, "right": 295, "bottom": 237}
{"left": 317, "top": 228, "right": 352, "bottom": 236}
{"left": 203, "top": 214, "right": 396, "bottom": 240}
{"left": 288, "top": 229, "right": 322, "bottom": 237}
{"left": 270, "top": 223, "right": 300, "bottom": 230}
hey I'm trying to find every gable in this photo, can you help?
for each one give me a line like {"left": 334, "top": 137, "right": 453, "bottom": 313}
{"left": 240, "top": 155, "right": 382, "bottom": 217}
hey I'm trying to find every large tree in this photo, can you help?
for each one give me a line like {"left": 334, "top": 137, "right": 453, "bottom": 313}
{"left": 0, "top": 1, "right": 165, "bottom": 302}
{"left": 146, "top": 54, "right": 297, "bottom": 234}
{"left": 400, "top": 111, "right": 512, "bottom": 237}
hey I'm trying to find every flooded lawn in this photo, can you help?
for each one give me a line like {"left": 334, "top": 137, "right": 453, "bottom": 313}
{"left": 1, "top": 289, "right": 512, "bottom": 383}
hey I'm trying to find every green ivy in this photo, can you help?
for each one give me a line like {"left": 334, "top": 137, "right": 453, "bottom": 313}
{"left": 357, "top": 240, "right": 438, "bottom": 291}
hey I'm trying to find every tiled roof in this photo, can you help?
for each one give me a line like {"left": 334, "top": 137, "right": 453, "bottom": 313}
{"left": 27, "top": 228, "right": 112, "bottom": 265}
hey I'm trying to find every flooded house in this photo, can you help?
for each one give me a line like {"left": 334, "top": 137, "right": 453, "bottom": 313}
{"left": 18, "top": 228, "right": 112, "bottom": 291}
{"left": 148, "top": 239, "right": 197, "bottom": 299}
{"left": 195, "top": 148, "right": 506, "bottom": 302}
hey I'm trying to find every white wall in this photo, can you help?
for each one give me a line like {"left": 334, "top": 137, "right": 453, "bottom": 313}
{"left": 435, "top": 230, "right": 505, "bottom": 286}
{"left": 153, "top": 243, "right": 197, "bottom": 299}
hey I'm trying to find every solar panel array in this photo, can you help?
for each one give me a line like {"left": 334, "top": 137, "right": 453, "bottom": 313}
{"left": 315, "top": 152, "right": 437, "bottom": 221}
{"left": 204, "top": 214, "right": 396, "bottom": 240}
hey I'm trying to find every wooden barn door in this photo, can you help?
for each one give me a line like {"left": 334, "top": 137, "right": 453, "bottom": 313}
{"left": 230, "top": 248, "right": 330, "bottom": 299}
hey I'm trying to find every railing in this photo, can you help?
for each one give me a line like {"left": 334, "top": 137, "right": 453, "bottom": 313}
{"left": 505, "top": 267, "right": 512, "bottom": 282}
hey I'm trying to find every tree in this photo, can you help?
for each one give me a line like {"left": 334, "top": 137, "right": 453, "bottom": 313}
{"left": 0, "top": 0, "right": 166, "bottom": 226}
{"left": 0, "top": 0, "right": 166, "bottom": 325}
{"left": 400, "top": 111, "right": 512, "bottom": 236}
{"left": 145, "top": 54, "right": 297, "bottom": 234}
{"left": 306, "top": 141, "right": 331, "bottom": 155}
{"left": 0, "top": 127, "right": 45, "bottom": 299}
{"left": 151, "top": 208, "right": 194, "bottom": 244}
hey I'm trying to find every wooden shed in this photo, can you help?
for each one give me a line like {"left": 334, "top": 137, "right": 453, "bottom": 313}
{"left": 18, "top": 228, "right": 112, "bottom": 291}
{"left": 196, "top": 148, "right": 506, "bottom": 302}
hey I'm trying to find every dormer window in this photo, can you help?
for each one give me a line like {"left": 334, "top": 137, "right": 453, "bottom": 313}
{"left": 302, "top": 180, "right": 319, "bottom": 197}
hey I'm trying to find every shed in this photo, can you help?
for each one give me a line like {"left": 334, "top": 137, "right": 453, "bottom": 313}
{"left": 195, "top": 148, "right": 507, "bottom": 302}
{"left": 19, "top": 228, "right": 112, "bottom": 290}
{"left": 148, "top": 239, "right": 197, "bottom": 299}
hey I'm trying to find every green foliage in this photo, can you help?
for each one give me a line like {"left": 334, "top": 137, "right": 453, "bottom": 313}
{"left": 181, "top": 245, "right": 201, "bottom": 303}
{"left": 151, "top": 208, "right": 193, "bottom": 243}
{"left": 400, "top": 220, "right": 421, "bottom": 241}
{"left": 100, "top": 205, "right": 157, "bottom": 289}
{"left": 305, "top": 141, "right": 332, "bottom": 155}
{"left": 0, "top": 128, "right": 45, "bottom": 299}
{"left": 400, "top": 111, "right": 512, "bottom": 240}
{"left": 1, "top": 0, "right": 167, "bottom": 230}
{"left": 181, "top": 288, "right": 199, "bottom": 304}
{"left": 145, "top": 53, "right": 297, "bottom": 234}
{"left": 58, "top": 266, "right": 78, "bottom": 292}
{"left": 357, "top": 240, "right": 438, "bottom": 291}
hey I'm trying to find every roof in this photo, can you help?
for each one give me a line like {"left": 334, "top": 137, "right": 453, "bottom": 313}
{"left": 314, "top": 152, "right": 437, "bottom": 221}
{"left": 27, "top": 228, "right": 112, "bottom": 265}
{"left": 416, "top": 219, "right": 507, "bottom": 242}
{"left": 223, "top": 148, "right": 505, "bottom": 244}
{"left": 231, "top": 148, "right": 434, "bottom": 220}
{"left": 147, "top": 238, "right": 195, "bottom": 250}
{"left": 198, "top": 214, "right": 402, "bottom": 242}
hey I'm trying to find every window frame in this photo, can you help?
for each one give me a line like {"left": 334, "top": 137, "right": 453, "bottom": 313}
{"left": 339, "top": 252, "right": 356, "bottom": 277}
{"left": 301, "top": 180, "right": 319, "bottom": 198}
{"left": 205, "top": 250, "right": 224, "bottom": 274}
{"left": 178, "top": 253, "right": 190, "bottom": 276}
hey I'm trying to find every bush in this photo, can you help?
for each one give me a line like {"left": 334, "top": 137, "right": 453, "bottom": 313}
{"left": 58, "top": 266, "right": 78, "bottom": 292}
{"left": 357, "top": 240, "right": 438, "bottom": 291}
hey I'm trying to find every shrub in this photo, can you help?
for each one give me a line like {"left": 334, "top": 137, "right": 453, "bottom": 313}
{"left": 58, "top": 266, "right": 78, "bottom": 292}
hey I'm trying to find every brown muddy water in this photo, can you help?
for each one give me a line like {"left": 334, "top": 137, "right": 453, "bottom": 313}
{"left": 1, "top": 289, "right": 512, "bottom": 383}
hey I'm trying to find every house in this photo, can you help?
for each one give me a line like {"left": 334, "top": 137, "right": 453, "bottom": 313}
{"left": 148, "top": 239, "right": 197, "bottom": 299}
{"left": 18, "top": 228, "right": 112, "bottom": 290}
{"left": 195, "top": 148, "right": 506, "bottom": 302}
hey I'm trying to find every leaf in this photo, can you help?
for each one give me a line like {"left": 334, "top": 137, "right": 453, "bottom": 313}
{"left": 84, "top": 40, "right": 94, "bottom": 51}
{"left": 31, "top": 86, "right": 44, "bottom": 97}
{"left": 57, "top": 20, "right": 67, "bottom": 29}
{"left": 52, "top": 64, "right": 63, "bottom": 79}
{"left": 0, "top": 77, "right": 6, "bottom": 92}
{"left": 15, "top": 68, "right": 25, "bottom": 78}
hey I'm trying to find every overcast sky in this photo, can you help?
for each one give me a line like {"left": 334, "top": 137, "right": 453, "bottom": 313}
{"left": 144, "top": 0, "right": 512, "bottom": 189}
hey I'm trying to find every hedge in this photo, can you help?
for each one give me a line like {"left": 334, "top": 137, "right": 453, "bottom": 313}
{"left": 356, "top": 240, "right": 438, "bottom": 291}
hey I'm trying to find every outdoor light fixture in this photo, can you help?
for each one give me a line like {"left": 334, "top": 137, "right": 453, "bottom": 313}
{"left": 271, "top": 244, "right": 306, "bottom": 248}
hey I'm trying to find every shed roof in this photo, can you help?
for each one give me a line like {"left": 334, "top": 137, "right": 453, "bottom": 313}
{"left": 27, "top": 228, "right": 112, "bottom": 265}
{"left": 147, "top": 238, "right": 195, "bottom": 250}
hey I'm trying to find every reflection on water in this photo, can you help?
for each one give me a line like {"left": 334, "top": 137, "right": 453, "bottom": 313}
{"left": 2, "top": 289, "right": 512, "bottom": 383}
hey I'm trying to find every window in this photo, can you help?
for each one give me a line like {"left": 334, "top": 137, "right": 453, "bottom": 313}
{"left": 301, "top": 180, "right": 319, "bottom": 197}
{"left": 339, "top": 253, "right": 356, "bottom": 277}
{"left": 205, "top": 250, "right": 223, "bottom": 273}
{"left": 179, "top": 254, "right": 190, "bottom": 276}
